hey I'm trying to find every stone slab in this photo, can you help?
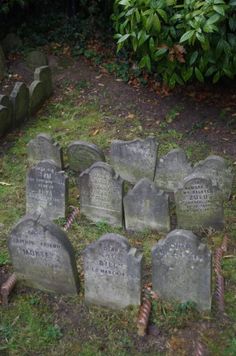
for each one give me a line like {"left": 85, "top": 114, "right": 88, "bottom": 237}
{"left": 0, "top": 94, "right": 13, "bottom": 130}
{"left": 0, "top": 105, "right": 10, "bottom": 136}
{"left": 29, "top": 80, "right": 45, "bottom": 115}
{"left": 26, "top": 50, "right": 48, "bottom": 70}
{"left": 10, "top": 82, "right": 29, "bottom": 126}
{"left": 34, "top": 66, "right": 53, "bottom": 98}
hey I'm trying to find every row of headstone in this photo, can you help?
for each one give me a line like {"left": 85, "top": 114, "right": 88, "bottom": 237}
{"left": 0, "top": 66, "right": 52, "bottom": 136}
{"left": 8, "top": 215, "right": 211, "bottom": 311}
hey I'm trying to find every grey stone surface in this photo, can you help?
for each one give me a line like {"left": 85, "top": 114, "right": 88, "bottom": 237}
{"left": 34, "top": 66, "right": 53, "bottom": 98}
{"left": 29, "top": 80, "right": 45, "bottom": 115}
{"left": 84, "top": 233, "right": 143, "bottom": 309}
{"left": 2, "top": 33, "right": 23, "bottom": 53}
{"left": 67, "top": 141, "right": 105, "bottom": 173}
{"left": 26, "top": 51, "right": 48, "bottom": 70}
{"left": 154, "top": 148, "right": 192, "bottom": 192}
{"left": 124, "top": 178, "right": 170, "bottom": 232}
{"left": 0, "top": 45, "right": 6, "bottom": 80}
{"left": 152, "top": 229, "right": 211, "bottom": 310}
{"left": 27, "top": 133, "right": 63, "bottom": 168}
{"left": 175, "top": 173, "right": 224, "bottom": 230}
{"left": 79, "top": 162, "right": 124, "bottom": 227}
{"left": 26, "top": 160, "right": 68, "bottom": 220}
{"left": 193, "top": 155, "right": 233, "bottom": 200}
{"left": 0, "top": 105, "right": 9, "bottom": 136}
{"left": 0, "top": 95, "right": 13, "bottom": 127}
{"left": 10, "top": 82, "right": 29, "bottom": 126}
{"left": 8, "top": 214, "right": 79, "bottom": 294}
{"left": 110, "top": 137, "right": 158, "bottom": 183}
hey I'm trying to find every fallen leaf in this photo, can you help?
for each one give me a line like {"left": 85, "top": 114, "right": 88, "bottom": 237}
{"left": 0, "top": 182, "right": 12, "bottom": 186}
{"left": 92, "top": 129, "right": 100, "bottom": 136}
{"left": 126, "top": 113, "right": 135, "bottom": 119}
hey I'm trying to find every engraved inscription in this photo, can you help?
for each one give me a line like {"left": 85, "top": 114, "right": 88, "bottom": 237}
{"left": 179, "top": 182, "right": 213, "bottom": 212}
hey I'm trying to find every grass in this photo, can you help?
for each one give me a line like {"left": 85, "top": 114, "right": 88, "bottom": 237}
{"left": 0, "top": 81, "right": 235, "bottom": 355}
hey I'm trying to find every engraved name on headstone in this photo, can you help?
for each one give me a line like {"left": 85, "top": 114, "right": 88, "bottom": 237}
{"left": 67, "top": 141, "right": 105, "bottom": 173}
{"left": 26, "top": 160, "right": 68, "bottom": 220}
{"left": 8, "top": 214, "right": 79, "bottom": 294}
{"left": 27, "top": 133, "right": 63, "bottom": 168}
{"left": 84, "top": 233, "right": 143, "bottom": 309}
{"left": 79, "top": 162, "right": 124, "bottom": 227}
{"left": 152, "top": 229, "right": 211, "bottom": 310}
{"left": 175, "top": 174, "right": 224, "bottom": 230}
{"left": 110, "top": 137, "right": 158, "bottom": 183}
{"left": 124, "top": 178, "right": 170, "bottom": 232}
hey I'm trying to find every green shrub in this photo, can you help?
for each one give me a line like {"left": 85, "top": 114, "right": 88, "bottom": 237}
{"left": 112, "top": 0, "right": 236, "bottom": 87}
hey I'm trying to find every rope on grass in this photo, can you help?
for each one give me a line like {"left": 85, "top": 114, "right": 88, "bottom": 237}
{"left": 137, "top": 285, "right": 159, "bottom": 337}
{"left": 63, "top": 206, "right": 79, "bottom": 232}
{"left": 1, "top": 273, "right": 17, "bottom": 306}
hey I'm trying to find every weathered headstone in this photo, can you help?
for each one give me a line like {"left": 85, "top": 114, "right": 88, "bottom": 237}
{"left": 0, "top": 105, "right": 10, "bottom": 136}
{"left": 29, "top": 80, "right": 45, "bottom": 115}
{"left": 175, "top": 173, "right": 224, "bottom": 230}
{"left": 8, "top": 214, "right": 79, "bottom": 294}
{"left": 0, "top": 94, "right": 13, "bottom": 125}
{"left": 79, "top": 162, "right": 124, "bottom": 227}
{"left": 67, "top": 141, "right": 105, "bottom": 173}
{"left": 152, "top": 229, "right": 211, "bottom": 310}
{"left": 2, "top": 33, "right": 23, "bottom": 53}
{"left": 10, "top": 82, "right": 29, "bottom": 126}
{"left": 26, "top": 160, "right": 68, "bottom": 220}
{"left": 110, "top": 137, "right": 158, "bottom": 183}
{"left": 193, "top": 155, "right": 233, "bottom": 200}
{"left": 27, "top": 133, "right": 63, "bottom": 168}
{"left": 154, "top": 148, "right": 192, "bottom": 192}
{"left": 34, "top": 66, "right": 53, "bottom": 98}
{"left": 26, "top": 50, "right": 48, "bottom": 70}
{"left": 0, "top": 45, "right": 6, "bottom": 80}
{"left": 124, "top": 178, "right": 170, "bottom": 232}
{"left": 84, "top": 233, "right": 143, "bottom": 309}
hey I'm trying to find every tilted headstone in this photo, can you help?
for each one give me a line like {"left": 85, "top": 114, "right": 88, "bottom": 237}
{"left": 10, "top": 82, "right": 29, "bottom": 126}
{"left": 26, "top": 160, "right": 68, "bottom": 220}
{"left": 26, "top": 50, "right": 48, "bottom": 70}
{"left": 154, "top": 148, "right": 192, "bottom": 192}
{"left": 27, "top": 133, "right": 63, "bottom": 168}
{"left": 110, "top": 137, "right": 158, "bottom": 184}
{"left": 152, "top": 229, "right": 211, "bottom": 310}
{"left": 124, "top": 178, "right": 170, "bottom": 232}
{"left": 29, "top": 80, "right": 45, "bottom": 115}
{"left": 79, "top": 162, "right": 124, "bottom": 227}
{"left": 84, "top": 233, "right": 143, "bottom": 309}
{"left": 0, "top": 95, "right": 13, "bottom": 128}
{"left": 0, "top": 105, "right": 10, "bottom": 136}
{"left": 175, "top": 173, "right": 224, "bottom": 230}
{"left": 193, "top": 155, "right": 233, "bottom": 200}
{"left": 8, "top": 214, "right": 79, "bottom": 294}
{"left": 67, "top": 141, "right": 105, "bottom": 173}
{"left": 34, "top": 66, "right": 53, "bottom": 98}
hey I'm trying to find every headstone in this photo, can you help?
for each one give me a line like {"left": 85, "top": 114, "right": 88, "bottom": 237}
{"left": 152, "top": 229, "right": 211, "bottom": 310}
{"left": 34, "top": 66, "right": 53, "bottom": 98}
{"left": 26, "top": 160, "right": 68, "bottom": 220}
{"left": 2, "top": 33, "right": 23, "bottom": 53}
{"left": 29, "top": 80, "right": 45, "bottom": 115}
{"left": 84, "top": 233, "right": 143, "bottom": 309}
{"left": 67, "top": 141, "right": 105, "bottom": 173}
{"left": 193, "top": 155, "right": 233, "bottom": 200}
{"left": 0, "top": 45, "right": 6, "bottom": 80}
{"left": 154, "top": 148, "right": 192, "bottom": 192}
{"left": 175, "top": 173, "right": 224, "bottom": 230}
{"left": 10, "top": 82, "right": 29, "bottom": 126}
{"left": 0, "top": 95, "right": 13, "bottom": 126}
{"left": 27, "top": 133, "right": 63, "bottom": 168}
{"left": 26, "top": 50, "right": 48, "bottom": 70}
{"left": 8, "top": 214, "right": 79, "bottom": 294}
{"left": 110, "top": 137, "right": 158, "bottom": 183}
{"left": 0, "top": 105, "right": 10, "bottom": 136}
{"left": 124, "top": 178, "right": 170, "bottom": 232}
{"left": 79, "top": 162, "right": 124, "bottom": 227}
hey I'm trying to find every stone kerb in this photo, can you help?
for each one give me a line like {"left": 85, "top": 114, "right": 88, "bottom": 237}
{"left": 84, "top": 233, "right": 143, "bottom": 309}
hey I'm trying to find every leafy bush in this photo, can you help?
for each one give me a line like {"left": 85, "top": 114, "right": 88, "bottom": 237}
{"left": 113, "top": 0, "right": 236, "bottom": 87}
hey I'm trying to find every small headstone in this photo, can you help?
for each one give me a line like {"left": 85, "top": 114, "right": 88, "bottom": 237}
{"left": 0, "top": 95, "right": 13, "bottom": 126}
{"left": 8, "top": 214, "right": 79, "bottom": 294}
{"left": 27, "top": 133, "right": 63, "bottom": 168}
{"left": 175, "top": 173, "right": 224, "bottom": 230}
{"left": 152, "top": 229, "right": 211, "bottom": 310}
{"left": 84, "top": 233, "right": 143, "bottom": 309}
{"left": 67, "top": 141, "right": 105, "bottom": 173}
{"left": 29, "top": 80, "right": 45, "bottom": 115}
{"left": 110, "top": 137, "right": 158, "bottom": 183}
{"left": 26, "top": 160, "right": 68, "bottom": 220}
{"left": 10, "top": 82, "right": 29, "bottom": 126}
{"left": 124, "top": 178, "right": 170, "bottom": 232}
{"left": 0, "top": 105, "right": 10, "bottom": 136}
{"left": 2, "top": 33, "right": 23, "bottom": 53}
{"left": 193, "top": 155, "right": 233, "bottom": 200}
{"left": 34, "top": 66, "right": 53, "bottom": 98}
{"left": 79, "top": 162, "right": 124, "bottom": 227}
{"left": 0, "top": 45, "right": 6, "bottom": 80}
{"left": 154, "top": 148, "right": 192, "bottom": 192}
{"left": 26, "top": 50, "right": 48, "bottom": 70}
